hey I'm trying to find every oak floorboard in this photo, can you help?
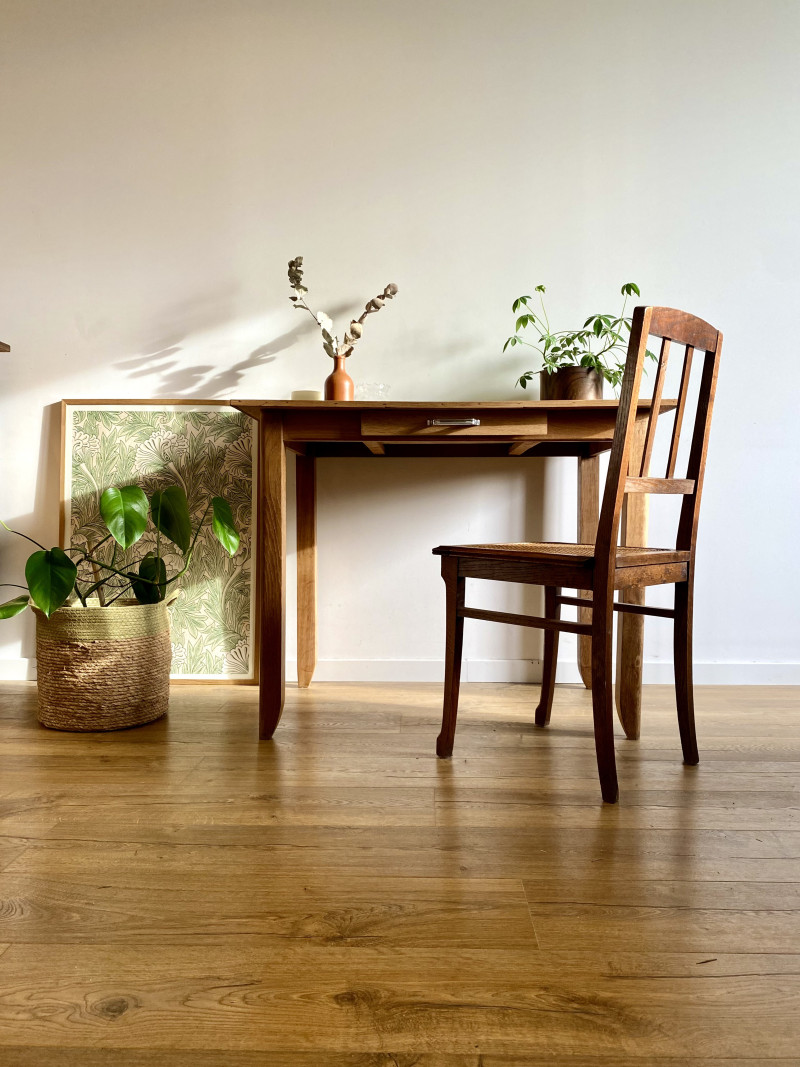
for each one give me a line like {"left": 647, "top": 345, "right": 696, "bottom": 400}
{"left": 0, "top": 1057, "right": 795, "bottom": 1067}
{"left": 0, "top": 872, "right": 537, "bottom": 947}
{"left": 0, "top": 943, "right": 799, "bottom": 1056}
{"left": 0, "top": 680, "right": 798, "bottom": 1059}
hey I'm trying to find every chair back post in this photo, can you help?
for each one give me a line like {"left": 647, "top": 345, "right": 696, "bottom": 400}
{"left": 594, "top": 305, "right": 653, "bottom": 573}
{"left": 675, "top": 329, "right": 723, "bottom": 552}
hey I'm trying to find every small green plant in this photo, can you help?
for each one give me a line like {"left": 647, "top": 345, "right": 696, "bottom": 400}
{"left": 504, "top": 281, "right": 654, "bottom": 389}
{"left": 0, "top": 484, "right": 240, "bottom": 619}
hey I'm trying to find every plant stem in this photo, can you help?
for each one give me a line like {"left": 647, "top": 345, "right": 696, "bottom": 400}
{"left": 0, "top": 520, "right": 46, "bottom": 551}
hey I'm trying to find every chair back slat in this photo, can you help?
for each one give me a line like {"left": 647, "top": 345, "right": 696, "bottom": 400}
{"left": 595, "top": 306, "right": 722, "bottom": 568}
{"left": 625, "top": 477, "right": 695, "bottom": 495}
{"left": 666, "top": 344, "right": 694, "bottom": 477}
{"left": 638, "top": 336, "right": 671, "bottom": 476}
{"left": 676, "top": 345, "right": 721, "bottom": 551}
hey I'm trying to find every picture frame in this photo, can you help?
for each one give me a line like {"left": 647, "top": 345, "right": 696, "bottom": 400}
{"left": 60, "top": 400, "right": 258, "bottom": 683}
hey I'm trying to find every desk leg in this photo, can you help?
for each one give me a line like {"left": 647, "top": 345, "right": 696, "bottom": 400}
{"left": 577, "top": 454, "right": 599, "bottom": 688}
{"left": 615, "top": 420, "right": 648, "bottom": 739}
{"left": 296, "top": 454, "right": 317, "bottom": 688}
{"left": 258, "top": 413, "right": 286, "bottom": 739}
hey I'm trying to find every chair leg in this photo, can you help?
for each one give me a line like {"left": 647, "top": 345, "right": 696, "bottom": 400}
{"left": 535, "top": 586, "right": 560, "bottom": 727}
{"left": 436, "top": 557, "right": 465, "bottom": 758}
{"left": 674, "top": 578, "right": 699, "bottom": 765}
{"left": 591, "top": 598, "right": 619, "bottom": 803}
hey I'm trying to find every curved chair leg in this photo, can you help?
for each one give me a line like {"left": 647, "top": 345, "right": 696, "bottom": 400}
{"left": 674, "top": 578, "right": 699, "bottom": 765}
{"left": 436, "top": 557, "right": 465, "bottom": 758}
{"left": 591, "top": 598, "right": 619, "bottom": 803}
{"left": 535, "top": 586, "right": 561, "bottom": 727}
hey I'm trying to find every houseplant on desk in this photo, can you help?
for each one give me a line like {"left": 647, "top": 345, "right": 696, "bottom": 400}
{"left": 504, "top": 281, "right": 654, "bottom": 398}
{"left": 1, "top": 484, "right": 239, "bottom": 730}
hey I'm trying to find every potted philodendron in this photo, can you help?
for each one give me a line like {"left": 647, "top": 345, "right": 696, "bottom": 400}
{"left": 504, "top": 282, "right": 654, "bottom": 398}
{"left": 0, "top": 484, "right": 239, "bottom": 731}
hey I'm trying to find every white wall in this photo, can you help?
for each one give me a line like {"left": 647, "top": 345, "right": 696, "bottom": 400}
{"left": 1, "top": 0, "right": 798, "bottom": 682}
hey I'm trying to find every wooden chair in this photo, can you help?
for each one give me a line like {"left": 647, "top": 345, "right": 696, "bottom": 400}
{"left": 432, "top": 306, "right": 723, "bottom": 803}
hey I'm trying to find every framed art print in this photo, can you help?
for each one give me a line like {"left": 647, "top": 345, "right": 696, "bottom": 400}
{"left": 61, "top": 400, "right": 257, "bottom": 682}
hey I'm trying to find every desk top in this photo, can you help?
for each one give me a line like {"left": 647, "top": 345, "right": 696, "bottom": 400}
{"left": 230, "top": 398, "right": 677, "bottom": 460}
{"left": 231, "top": 398, "right": 675, "bottom": 417}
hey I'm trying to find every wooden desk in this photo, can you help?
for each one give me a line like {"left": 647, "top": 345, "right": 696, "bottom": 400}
{"left": 232, "top": 399, "right": 674, "bottom": 742}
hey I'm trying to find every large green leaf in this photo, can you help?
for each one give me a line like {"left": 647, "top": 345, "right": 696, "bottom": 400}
{"left": 25, "top": 548, "right": 77, "bottom": 617}
{"left": 130, "top": 552, "right": 167, "bottom": 604}
{"left": 211, "top": 497, "right": 240, "bottom": 556}
{"left": 0, "top": 594, "right": 30, "bottom": 620}
{"left": 100, "top": 485, "right": 149, "bottom": 549}
{"left": 151, "top": 486, "right": 192, "bottom": 553}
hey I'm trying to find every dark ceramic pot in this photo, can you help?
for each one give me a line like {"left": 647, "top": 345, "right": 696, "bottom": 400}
{"left": 539, "top": 367, "right": 603, "bottom": 400}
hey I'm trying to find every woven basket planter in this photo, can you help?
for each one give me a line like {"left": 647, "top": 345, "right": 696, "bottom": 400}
{"left": 34, "top": 600, "right": 172, "bottom": 731}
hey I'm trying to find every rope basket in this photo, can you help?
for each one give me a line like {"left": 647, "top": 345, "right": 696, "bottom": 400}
{"left": 34, "top": 600, "right": 172, "bottom": 731}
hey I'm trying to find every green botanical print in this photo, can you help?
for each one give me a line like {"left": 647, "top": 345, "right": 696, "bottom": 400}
{"left": 67, "top": 406, "right": 254, "bottom": 678}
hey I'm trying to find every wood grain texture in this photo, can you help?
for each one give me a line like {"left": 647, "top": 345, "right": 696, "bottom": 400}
{"left": 258, "top": 412, "right": 286, "bottom": 737}
{"left": 624, "top": 477, "right": 694, "bottom": 494}
{"left": 295, "top": 454, "right": 317, "bottom": 688}
{"left": 360, "top": 411, "right": 548, "bottom": 436}
{"left": 0, "top": 679, "right": 797, "bottom": 1060}
{"left": 616, "top": 418, "right": 649, "bottom": 740}
{"left": 577, "top": 453, "right": 600, "bottom": 688}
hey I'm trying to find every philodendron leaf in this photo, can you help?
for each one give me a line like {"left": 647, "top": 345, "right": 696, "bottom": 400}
{"left": 211, "top": 497, "right": 240, "bottom": 556}
{"left": 0, "top": 594, "right": 30, "bottom": 620}
{"left": 130, "top": 552, "right": 167, "bottom": 604}
{"left": 100, "top": 485, "right": 149, "bottom": 549}
{"left": 25, "top": 548, "right": 77, "bottom": 617}
{"left": 151, "top": 486, "right": 192, "bottom": 553}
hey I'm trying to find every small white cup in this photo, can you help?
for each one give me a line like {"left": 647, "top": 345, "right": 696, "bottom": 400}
{"left": 291, "top": 389, "right": 323, "bottom": 401}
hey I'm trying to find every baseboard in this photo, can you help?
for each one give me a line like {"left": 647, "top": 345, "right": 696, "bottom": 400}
{"left": 0, "top": 658, "right": 37, "bottom": 681}
{"left": 287, "top": 659, "right": 800, "bottom": 685}
{"left": 3, "top": 656, "right": 799, "bottom": 685}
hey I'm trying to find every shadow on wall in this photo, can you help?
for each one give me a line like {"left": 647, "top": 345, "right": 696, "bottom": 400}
{"left": 116, "top": 298, "right": 356, "bottom": 398}
{"left": 0, "top": 403, "right": 62, "bottom": 666}
{"left": 300, "top": 454, "right": 550, "bottom": 669}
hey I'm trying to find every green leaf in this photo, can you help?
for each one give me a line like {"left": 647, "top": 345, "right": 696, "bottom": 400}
{"left": 211, "top": 497, "right": 240, "bottom": 556}
{"left": 151, "top": 486, "right": 192, "bottom": 553}
{"left": 534, "top": 284, "right": 546, "bottom": 293}
{"left": 518, "top": 376, "right": 527, "bottom": 389}
{"left": 25, "top": 548, "right": 77, "bottom": 617}
{"left": 100, "top": 485, "right": 149, "bottom": 549}
{"left": 515, "top": 315, "right": 528, "bottom": 333}
{"left": 130, "top": 552, "right": 167, "bottom": 604}
{"left": 621, "top": 282, "right": 641, "bottom": 297}
{"left": 0, "top": 594, "right": 29, "bottom": 620}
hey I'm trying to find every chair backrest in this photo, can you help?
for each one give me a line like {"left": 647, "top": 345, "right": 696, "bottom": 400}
{"left": 595, "top": 306, "right": 723, "bottom": 567}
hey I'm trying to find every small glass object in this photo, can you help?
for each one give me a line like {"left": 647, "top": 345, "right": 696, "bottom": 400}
{"left": 354, "top": 382, "right": 391, "bottom": 400}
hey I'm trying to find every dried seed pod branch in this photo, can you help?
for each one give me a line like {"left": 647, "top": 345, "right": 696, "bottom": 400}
{"left": 287, "top": 257, "right": 398, "bottom": 360}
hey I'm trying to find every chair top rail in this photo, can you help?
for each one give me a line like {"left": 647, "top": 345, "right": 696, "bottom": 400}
{"left": 648, "top": 308, "right": 720, "bottom": 352}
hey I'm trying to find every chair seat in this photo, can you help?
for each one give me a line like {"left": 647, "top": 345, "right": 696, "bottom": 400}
{"left": 432, "top": 541, "right": 691, "bottom": 568}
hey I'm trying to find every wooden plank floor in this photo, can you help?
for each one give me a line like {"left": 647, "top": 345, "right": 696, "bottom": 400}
{"left": 0, "top": 680, "right": 798, "bottom": 1065}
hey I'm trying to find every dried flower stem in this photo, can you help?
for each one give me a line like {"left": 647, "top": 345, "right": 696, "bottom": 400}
{"left": 288, "top": 256, "right": 398, "bottom": 360}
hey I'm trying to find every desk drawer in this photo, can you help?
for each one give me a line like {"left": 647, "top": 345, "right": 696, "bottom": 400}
{"left": 360, "top": 411, "right": 547, "bottom": 437}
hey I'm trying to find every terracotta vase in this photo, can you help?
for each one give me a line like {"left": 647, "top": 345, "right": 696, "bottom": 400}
{"left": 324, "top": 356, "right": 354, "bottom": 401}
{"left": 540, "top": 366, "right": 603, "bottom": 400}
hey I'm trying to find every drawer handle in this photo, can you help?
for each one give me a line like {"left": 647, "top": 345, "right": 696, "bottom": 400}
{"left": 426, "top": 418, "right": 481, "bottom": 427}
